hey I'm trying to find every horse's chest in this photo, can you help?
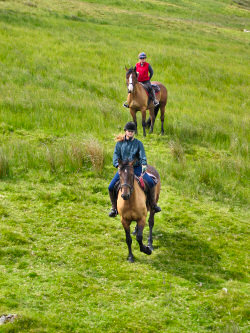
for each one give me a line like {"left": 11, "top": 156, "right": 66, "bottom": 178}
{"left": 130, "top": 100, "right": 146, "bottom": 110}
{"left": 117, "top": 196, "right": 147, "bottom": 221}
{"left": 129, "top": 100, "right": 140, "bottom": 109}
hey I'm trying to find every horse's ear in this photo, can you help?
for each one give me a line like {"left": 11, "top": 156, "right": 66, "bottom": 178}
{"left": 129, "top": 160, "right": 135, "bottom": 166}
{"left": 118, "top": 159, "right": 122, "bottom": 167}
{"left": 125, "top": 66, "right": 128, "bottom": 71}
{"left": 136, "top": 71, "right": 139, "bottom": 76}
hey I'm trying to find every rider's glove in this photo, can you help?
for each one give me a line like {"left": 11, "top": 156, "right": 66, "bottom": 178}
{"left": 142, "top": 165, "right": 147, "bottom": 174}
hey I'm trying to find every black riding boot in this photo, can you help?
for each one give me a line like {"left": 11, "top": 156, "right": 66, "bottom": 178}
{"left": 108, "top": 190, "right": 118, "bottom": 217}
{"left": 148, "top": 186, "right": 161, "bottom": 213}
{"left": 123, "top": 101, "right": 129, "bottom": 108}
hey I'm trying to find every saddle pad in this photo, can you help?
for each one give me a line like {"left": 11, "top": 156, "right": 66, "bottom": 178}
{"left": 152, "top": 84, "right": 161, "bottom": 93}
{"left": 138, "top": 176, "right": 145, "bottom": 191}
{"left": 145, "top": 172, "right": 158, "bottom": 185}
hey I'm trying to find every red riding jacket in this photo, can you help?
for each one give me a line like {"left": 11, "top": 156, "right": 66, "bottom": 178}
{"left": 135, "top": 62, "right": 150, "bottom": 82}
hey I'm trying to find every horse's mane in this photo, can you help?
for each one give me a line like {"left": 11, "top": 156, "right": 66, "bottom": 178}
{"left": 126, "top": 67, "right": 134, "bottom": 77}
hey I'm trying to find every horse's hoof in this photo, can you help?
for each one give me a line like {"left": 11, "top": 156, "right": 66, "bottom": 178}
{"left": 142, "top": 246, "right": 152, "bottom": 255}
{"left": 148, "top": 243, "right": 154, "bottom": 251}
{"left": 127, "top": 255, "right": 134, "bottom": 263}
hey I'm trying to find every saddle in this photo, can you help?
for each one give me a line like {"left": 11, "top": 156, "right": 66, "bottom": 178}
{"left": 140, "top": 83, "right": 161, "bottom": 95}
{"left": 113, "top": 172, "right": 158, "bottom": 197}
{"left": 152, "top": 84, "right": 161, "bottom": 93}
{"left": 140, "top": 83, "right": 161, "bottom": 106}
{"left": 113, "top": 177, "right": 147, "bottom": 196}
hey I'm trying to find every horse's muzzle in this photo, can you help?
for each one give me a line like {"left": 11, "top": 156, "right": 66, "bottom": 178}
{"left": 121, "top": 193, "right": 130, "bottom": 200}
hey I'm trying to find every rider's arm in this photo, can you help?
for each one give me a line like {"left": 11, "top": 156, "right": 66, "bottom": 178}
{"left": 138, "top": 141, "right": 147, "bottom": 166}
{"left": 113, "top": 142, "right": 121, "bottom": 168}
{"left": 148, "top": 64, "right": 153, "bottom": 79}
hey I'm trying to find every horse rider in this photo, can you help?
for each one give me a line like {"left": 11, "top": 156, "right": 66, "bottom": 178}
{"left": 124, "top": 52, "right": 159, "bottom": 108}
{"left": 108, "top": 121, "right": 161, "bottom": 217}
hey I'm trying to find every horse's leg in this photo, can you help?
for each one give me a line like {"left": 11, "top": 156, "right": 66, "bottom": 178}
{"left": 141, "top": 108, "right": 147, "bottom": 137}
{"left": 160, "top": 104, "right": 165, "bottom": 135}
{"left": 146, "top": 103, "right": 159, "bottom": 128}
{"left": 136, "top": 219, "right": 152, "bottom": 255}
{"left": 122, "top": 218, "right": 134, "bottom": 262}
{"left": 148, "top": 210, "right": 155, "bottom": 251}
{"left": 148, "top": 106, "right": 156, "bottom": 134}
{"left": 129, "top": 108, "right": 138, "bottom": 134}
{"left": 146, "top": 117, "right": 151, "bottom": 129}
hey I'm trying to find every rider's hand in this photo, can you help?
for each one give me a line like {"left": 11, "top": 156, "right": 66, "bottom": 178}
{"left": 142, "top": 165, "right": 147, "bottom": 174}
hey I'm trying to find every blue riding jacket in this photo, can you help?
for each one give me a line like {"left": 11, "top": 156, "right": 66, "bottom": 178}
{"left": 109, "top": 136, "right": 155, "bottom": 191}
{"left": 113, "top": 137, "right": 147, "bottom": 167}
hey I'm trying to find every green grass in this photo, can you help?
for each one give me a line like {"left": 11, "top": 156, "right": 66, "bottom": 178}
{"left": 0, "top": 0, "right": 249, "bottom": 332}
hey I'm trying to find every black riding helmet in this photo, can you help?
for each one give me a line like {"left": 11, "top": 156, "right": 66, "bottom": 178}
{"left": 124, "top": 122, "right": 136, "bottom": 131}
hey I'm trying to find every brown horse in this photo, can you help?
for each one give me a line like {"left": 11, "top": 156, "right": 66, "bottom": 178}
{"left": 125, "top": 67, "right": 168, "bottom": 136}
{"left": 117, "top": 160, "right": 161, "bottom": 262}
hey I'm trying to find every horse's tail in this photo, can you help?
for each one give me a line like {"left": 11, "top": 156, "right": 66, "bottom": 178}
{"left": 146, "top": 104, "right": 160, "bottom": 128}
{"left": 154, "top": 104, "right": 160, "bottom": 118}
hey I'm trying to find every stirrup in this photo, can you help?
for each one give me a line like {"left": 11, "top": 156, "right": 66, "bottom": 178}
{"left": 109, "top": 209, "right": 118, "bottom": 217}
{"left": 123, "top": 102, "right": 129, "bottom": 108}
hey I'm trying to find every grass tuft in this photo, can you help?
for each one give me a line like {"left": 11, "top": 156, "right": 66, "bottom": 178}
{"left": 84, "top": 138, "right": 104, "bottom": 173}
{"left": 169, "top": 140, "right": 185, "bottom": 163}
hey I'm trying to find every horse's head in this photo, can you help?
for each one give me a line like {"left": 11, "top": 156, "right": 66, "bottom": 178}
{"left": 125, "top": 67, "right": 138, "bottom": 93}
{"left": 118, "top": 159, "right": 135, "bottom": 200}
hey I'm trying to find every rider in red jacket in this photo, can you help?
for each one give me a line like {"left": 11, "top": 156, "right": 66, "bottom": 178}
{"left": 124, "top": 52, "right": 159, "bottom": 108}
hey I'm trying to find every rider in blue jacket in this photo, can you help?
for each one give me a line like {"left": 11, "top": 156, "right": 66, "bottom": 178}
{"left": 108, "top": 121, "right": 161, "bottom": 217}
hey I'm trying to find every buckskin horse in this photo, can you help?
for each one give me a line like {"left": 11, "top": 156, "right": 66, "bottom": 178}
{"left": 125, "top": 67, "right": 168, "bottom": 136}
{"left": 117, "top": 160, "right": 161, "bottom": 262}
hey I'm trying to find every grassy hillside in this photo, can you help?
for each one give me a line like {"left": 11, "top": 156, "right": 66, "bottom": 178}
{"left": 0, "top": 0, "right": 249, "bottom": 332}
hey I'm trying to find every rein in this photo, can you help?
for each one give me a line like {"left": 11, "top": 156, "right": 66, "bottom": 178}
{"left": 119, "top": 171, "right": 135, "bottom": 195}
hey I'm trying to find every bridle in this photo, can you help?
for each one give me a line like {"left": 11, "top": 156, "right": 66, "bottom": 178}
{"left": 120, "top": 182, "right": 134, "bottom": 194}
{"left": 119, "top": 166, "right": 134, "bottom": 195}
{"left": 127, "top": 71, "right": 137, "bottom": 94}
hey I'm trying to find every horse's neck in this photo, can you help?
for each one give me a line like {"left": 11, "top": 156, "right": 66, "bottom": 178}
{"left": 134, "top": 82, "right": 144, "bottom": 95}
{"left": 119, "top": 180, "right": 145, "bottom": 203}
{"left": 127, "top": 180, "right": 145, "bottom": 203}
{"left": 128, "top": 83, "right": 146, "bottom": 105}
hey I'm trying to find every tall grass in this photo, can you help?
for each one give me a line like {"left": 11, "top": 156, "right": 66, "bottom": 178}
{"left": 0, "top": 138, "right": 107, "bottom": 175}
{"left": 0, "top": 150, "right": 10, "bottom": 179}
